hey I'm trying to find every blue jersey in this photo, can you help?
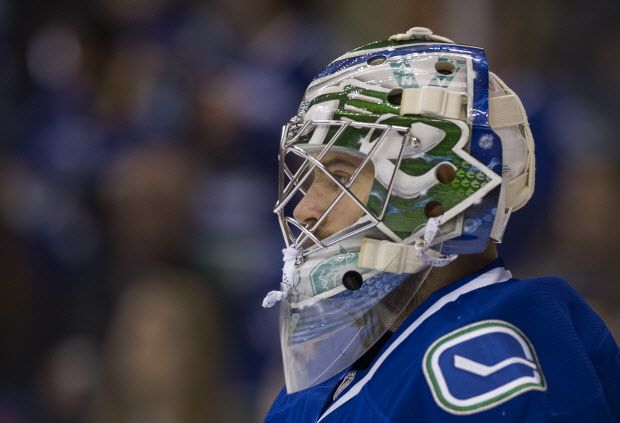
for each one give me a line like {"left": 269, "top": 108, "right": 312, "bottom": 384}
{"left": 266, "top": 259, "right": 620, "bottom": 422}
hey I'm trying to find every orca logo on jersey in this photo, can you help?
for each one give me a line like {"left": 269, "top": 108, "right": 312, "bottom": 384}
{"left": 423, "top": 320, "right": 546, "bottom": 415}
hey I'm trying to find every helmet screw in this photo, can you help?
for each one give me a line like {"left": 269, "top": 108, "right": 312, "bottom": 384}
{"left": 405, "top": 132, "right": 421, "bottom": 148}
{"left": 342, "top": 271, "right": 364, "bottom": 291}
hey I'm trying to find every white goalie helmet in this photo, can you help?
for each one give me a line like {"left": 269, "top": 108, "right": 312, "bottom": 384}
{"left": 263, "top": 27, "right": 535, "bottom": 393}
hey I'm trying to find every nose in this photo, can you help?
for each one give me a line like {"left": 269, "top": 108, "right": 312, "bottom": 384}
{"left": 293, "top": 186, "right": 324, "bottom": 227}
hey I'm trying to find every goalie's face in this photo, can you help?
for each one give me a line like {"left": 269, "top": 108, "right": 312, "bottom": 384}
{"left": 292, "top": 150, "right": 375, "bottom": 241}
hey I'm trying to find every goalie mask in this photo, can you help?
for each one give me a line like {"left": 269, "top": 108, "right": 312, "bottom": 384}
{"left": 263, "top": 27, "right": 535, "bottom": 393}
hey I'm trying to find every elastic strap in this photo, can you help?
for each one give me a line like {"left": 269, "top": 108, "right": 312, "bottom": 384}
{"left": 400, "top": 86, "right": 466, "bottom": 120}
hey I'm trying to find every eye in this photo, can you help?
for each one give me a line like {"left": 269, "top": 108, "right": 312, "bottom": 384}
{"left": 333, "top": 173, "right": 350, "bottom": 186}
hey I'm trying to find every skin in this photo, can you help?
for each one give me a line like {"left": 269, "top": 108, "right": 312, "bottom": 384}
{"left": 292, "top": 149, "right": 497, "bottom": 330}
{"left": 293, "top": 151, "right": 375, "bottom": 241}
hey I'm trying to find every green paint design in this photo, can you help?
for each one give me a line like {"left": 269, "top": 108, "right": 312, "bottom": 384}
{"left": 292, "top": 84, "right": 493, "bottom": 239}
{"left": 423, "top": 320, "right": 546, "bottom": 415}
{"left": 309, "top": 250, "right": 369, "bottom": 295}
{"left": 389, "top": 60, "right": 419, "bottom": 88}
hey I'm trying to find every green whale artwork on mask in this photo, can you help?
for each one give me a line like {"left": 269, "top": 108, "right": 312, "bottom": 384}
{"left": 309, "top": 246, "right": 372, "bottom": 295}
{"left": 291, "top": 75, "right": 494, "bottom": 240}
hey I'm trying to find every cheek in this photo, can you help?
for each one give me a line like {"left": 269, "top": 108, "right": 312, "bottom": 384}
{"left": 351, "top": 183, "right": 370, "bottom": 205}
{"left": 331, "top": 196, "right": 364, "bottom": 225}
{"left": 308, "top": 181, "right": 341, "bottom": 209}
{"left": 350, "top": 171, "right": 374, "bottom": 205}
{"left": 326, "top": 173, "right": 374, "bottom": 225}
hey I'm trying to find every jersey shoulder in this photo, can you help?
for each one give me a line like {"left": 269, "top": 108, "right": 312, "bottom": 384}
{"left": 484, "top": 274, "right": 581, "bottom": 309}
{"left": 482, "top": 274, "right": 608, "bottom": 348}
{"left": 364, "top": 274, "right": 620, "bottom": 422}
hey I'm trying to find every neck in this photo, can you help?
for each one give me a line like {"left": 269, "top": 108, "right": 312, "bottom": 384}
{"left": 390, "top": 242, "right": 498, "bottom": 331}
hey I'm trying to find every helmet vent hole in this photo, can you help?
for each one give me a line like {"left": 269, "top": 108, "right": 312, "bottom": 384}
{"left": 342, "top": 271, "right": 363, "bottom": 291}
{"left": 387, "top": 89, "right": 403, "bottom": 105}
{"left": 367, "top": 55, "right": 387, "bottom": 66}
{"left": 435, "top": 61, "right": 455, "bottom": 75}
{"left": 424, "top": 201, "right": 445, "bottom": 218}
{"left": 435, "top": 164, "right": 456, "bottom": 184}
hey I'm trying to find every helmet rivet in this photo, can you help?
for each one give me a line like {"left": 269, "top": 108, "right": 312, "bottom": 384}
{"left": 342, "top": 271, "right": 364, "bottom": 291}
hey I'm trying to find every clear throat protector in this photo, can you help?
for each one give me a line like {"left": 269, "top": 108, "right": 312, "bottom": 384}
{"left": 271, "top": 120, "right": 451, "bottom": 393}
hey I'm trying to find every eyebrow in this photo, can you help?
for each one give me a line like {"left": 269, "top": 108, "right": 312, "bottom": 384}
{"left": 321, "top": 158, "right": 358, "bottom": 169}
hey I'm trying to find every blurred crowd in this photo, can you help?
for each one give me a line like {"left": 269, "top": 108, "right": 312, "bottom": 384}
{"left": 0, "top": 0, "right": 618, "bottom": 422}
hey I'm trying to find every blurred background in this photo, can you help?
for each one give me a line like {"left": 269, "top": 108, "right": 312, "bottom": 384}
{"left": 0, "top": 0, "right": 618, "bottom": 421}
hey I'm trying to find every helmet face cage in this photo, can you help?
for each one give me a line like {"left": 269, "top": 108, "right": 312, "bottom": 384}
{"left": 275, "top": 119, "right": 413, "bottom": 256}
